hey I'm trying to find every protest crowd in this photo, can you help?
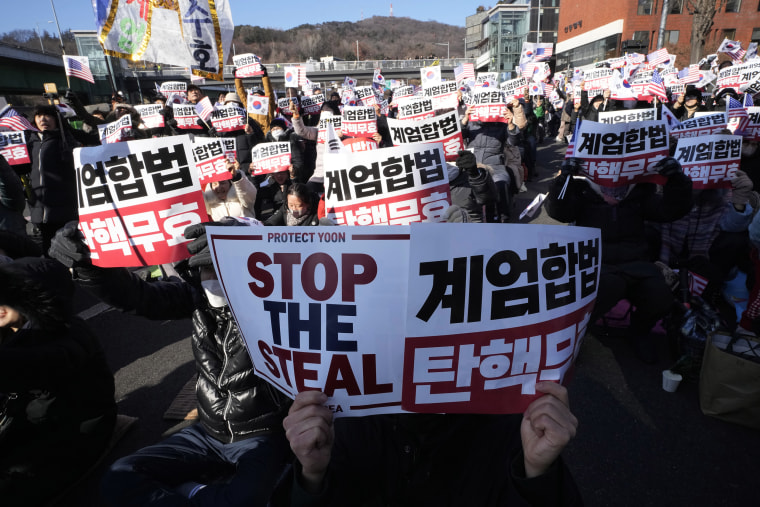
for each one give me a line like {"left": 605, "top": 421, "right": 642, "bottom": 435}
{"left": 1, "top": 13, "right": 760, "bottom": 505}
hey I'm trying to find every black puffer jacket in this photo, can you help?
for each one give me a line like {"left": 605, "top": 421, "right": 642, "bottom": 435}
{"left": 25, "top": 129, "right": 79, "bottom": 225}
{"left": 77, "top": 266, "right": 289, "bottom": 443}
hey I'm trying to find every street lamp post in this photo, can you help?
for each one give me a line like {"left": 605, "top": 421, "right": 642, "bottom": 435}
{"left": 35, "top": 22, "right": 45, "bottom": 53}
{"left": 433, "top": 42, "right": 450, "bottom": 60}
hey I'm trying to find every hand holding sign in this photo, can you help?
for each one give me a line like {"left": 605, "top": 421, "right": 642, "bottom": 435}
{"left": 283, "top": 390, "right": 334, "bottom": 493}
{"left": 521, "top": 382, "right": 578, "bottom": 479}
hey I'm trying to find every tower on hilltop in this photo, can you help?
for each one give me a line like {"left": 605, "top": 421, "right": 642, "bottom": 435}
{"left": 390, "top": 3, "right": 393, "bottom": 17}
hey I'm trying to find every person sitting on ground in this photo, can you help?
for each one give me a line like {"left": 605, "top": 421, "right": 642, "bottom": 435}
{"left": 49, "top": 220, "right": 292, "bottom": 506}
{"left": 203, "top": 159, "right": 258, "bottom": 222}
{"left": 0, "top": 256, "right": 116, "bottom": 507}
{"left": 545, "top": 157, "right": 693, "bottom": 363}
{"left": 271, "top": 382, "right": 582, "bottom": 506}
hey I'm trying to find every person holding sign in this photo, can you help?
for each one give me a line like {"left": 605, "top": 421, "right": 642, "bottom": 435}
{"left": 203, "top": 159, "right": 259, "bottom": 222}
{"left": 546, "top": 157, "right": 693, "bottom": 363}
{"left": 49, "top": 221, "right": 292, "bottom": 506}
{"left": 272, "top": 382, "right": 582, "bottom": 506}
{"left": 669, "top": 85, "right": 707, "bottom": 121}
{"left": 234, "top": 64, "right": 276, "bottom": 134}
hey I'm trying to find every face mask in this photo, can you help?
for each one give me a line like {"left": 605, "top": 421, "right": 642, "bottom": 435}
{"left": 271, "top": 129, "right": 284, "bottom": 140}
{"left": 201, "top": 279, "right": 227, "bottom": 308}
{"left": 288, "top": 208, "right": 307, "bottom": 219}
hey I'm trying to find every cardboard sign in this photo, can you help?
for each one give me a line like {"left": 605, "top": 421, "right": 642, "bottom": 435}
{"left": 674, "top": 134, "right": 742, "bottom": 189}
{"left": 354, "top": 86, "right": 378, "bottom": 107}
{"left": 206, "top": 223, "right": 600, "bottom": 416}
{"left": 0, "top": 131, "right": 29, "bottom": 165}
{"left": 233, "top": 53, "right": 264, "bottom": 78}
{"left": 324, "top": 143, "right": 451, "bottom": 226}
{"left": 387, "top": 110, "right": 464, "bottom": 161}
{"left": 134, "top": 104, "right": 165, "bottom": 129}
{"left": 277, "top": 96, "right": 298, "bottom": 117}
{"left": 74, "top": 136, "right": 206, "bottom": 267}
{"left": 97, "top": 115, "right": 133, "bottom": 144}
{"left": 573, "top": 120, "right": 670, "bottom": 186}
{"left": 744, "top": 107, "right": 760, "bottom": 141}
{"left": 341, "top": 106, "right": 378, "bottom": 138}
{"left": 393, "top": 85, "right": 415, "bottom": 101}
{"left": 251, "top": 142, "right": 291, "bottom": 176}
{"left": 191, "top": 137, "right": 231, "bottom": 185}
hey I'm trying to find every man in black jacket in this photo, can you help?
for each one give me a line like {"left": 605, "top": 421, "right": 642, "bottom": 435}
{"left": 49, "top": 220, "right": 291, "bottom": 506}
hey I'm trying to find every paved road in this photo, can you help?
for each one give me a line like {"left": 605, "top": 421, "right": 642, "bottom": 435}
{"left": 57, "top": 140, "right": 760, "bottom": 506}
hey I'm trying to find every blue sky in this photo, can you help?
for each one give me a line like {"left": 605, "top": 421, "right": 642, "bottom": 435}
{"left": 1, "top": 0, "right": 468, "bottom": 36}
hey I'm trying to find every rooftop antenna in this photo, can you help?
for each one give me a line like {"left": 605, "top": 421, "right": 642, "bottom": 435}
{"left": 390, "top": 3, "right": 393, "bottom": 17}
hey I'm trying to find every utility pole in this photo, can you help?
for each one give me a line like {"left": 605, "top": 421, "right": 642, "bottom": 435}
{"left": 356, "top": 40, "right": 359, "bottom": 61}
{"left": 657, "top": 0, "right": 671, "bottom": 49}
{"left": 35, "top": 22, "right": 45, "bottom": 53}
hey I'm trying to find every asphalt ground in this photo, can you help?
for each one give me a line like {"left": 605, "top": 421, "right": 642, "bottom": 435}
{"left": 54, "top": 139, "right": 760, "bottom": 506}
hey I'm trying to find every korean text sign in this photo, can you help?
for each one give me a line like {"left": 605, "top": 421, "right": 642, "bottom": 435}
{"left": 191, "top": 137, "right": 231, "bottom": 185}
{"left": 674, "top": 134, "right": 742, "bottom": 189}
{"left": 251, "top": 142, "right": 292, "bottom": 176}
{"left": 386, "top": 111, "right": 464, "bottom": 161}
{"left": 0, "top": 131, "right": 29, "bottom": 165}
{"left": 323, "top": 143, "right": 451, "bottom": 226}
{"left": 74, "top": 136, "right": 206, "bottom": 268}
{"left": 573, "top": 120, "right": 669, "bottom": 186}
{"left": 207, "top": 224, "right": 600, "bottom": 417}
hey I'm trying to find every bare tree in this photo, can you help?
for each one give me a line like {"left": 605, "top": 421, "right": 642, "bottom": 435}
{"left": 686, "top": 0, "right": 727, "bottom": 63}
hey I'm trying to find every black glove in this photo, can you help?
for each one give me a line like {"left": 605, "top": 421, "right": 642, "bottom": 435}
{"left": 207, "top": 126, "right": 218, "bottom": 137}
{"left": 456, "top": 150, "right": 478, "bottom": 176}
{"left": 561, "top": 157, "right": 583, "bottom": 176}
{"left": 260, "top": 64, "right": 268, "bottom": 77}
{"left": 167, "top": 118, "right": 178, "bottom": 129}
{"left": 185, "top": 218, "right": 248, "bottom": 268}
{"left": 655, "top": 157, "right": 682, "bottom": 178}
{"left": 48, "top": 220, "right": 91, "bottom": 268}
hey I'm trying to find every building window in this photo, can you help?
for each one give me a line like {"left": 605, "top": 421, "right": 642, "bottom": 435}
{"left": 638, "top": 0, "right": 653, "bottom": 15}
{"left": 664, "top": 30, "right": 679, "bottom": 44}
{"left": 752, "top": 27, "right": 760, "bottom": 42}
{"left": 633, "top": 30, "right": 650, "bottom": 51}
{"left": 723, "top": 28, "right": 737, "bottom": 40}
{"left": 670, "top": 0, "right": 683, "bottom": 13}
{"left": 726, "top": 0, "right": 741, "bottom": 12}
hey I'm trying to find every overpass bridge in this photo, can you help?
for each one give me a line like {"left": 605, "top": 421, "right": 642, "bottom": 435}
{"left": 0, "top": 42, "right": 473, "bottom": 104}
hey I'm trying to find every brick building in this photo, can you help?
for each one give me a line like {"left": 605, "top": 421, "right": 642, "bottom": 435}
{"left": 556, "top": 0, "right": 760, "bottom": 70}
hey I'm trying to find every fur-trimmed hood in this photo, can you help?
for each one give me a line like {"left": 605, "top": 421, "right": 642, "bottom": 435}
{"left": 0, "top": 257, "right": 74, "bottom": 330}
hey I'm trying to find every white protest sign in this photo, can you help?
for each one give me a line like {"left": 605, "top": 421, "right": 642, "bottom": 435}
{"left": 172, "top": 103, "right": 202, "bottom": 130}
{"left": 396, "top": 98, "right": 435, "bottom": 121}
{"left": 422, "top": 81, "right": 459, "bottom": 110}
{"left": 387, "top": 110, "right": 464, "bottom": 161}
{"left": 97, "top": 115, "right": 133, "bottom": 144}
{"left": 134, "top": 104, "right": 165, "bottom": 129}
{"left": 717, "top": 60, "right": 760, "bottom": 90}
{"left": 159, "top": 81, "right": 187, "bottom": 98}
{"left": 233, "top": 53, "right": 264, "bottom": 78}
{"left": 469, "top": 90, "right": 508, "bottom": 123}
{"left": 670, "top": 112, "right": 728, "bottom": 139}
{"left": 251, "top": 142, "right": 292, "bottom": 176}
{"left": 208, "top": 226, "right": 411, "bottom": 417}
{"left": 191, "top": 137, "right": 230, "bottom": 185}
{"left": 207, "top": 223, "right": 600, "bottom": 416}
{"left": 499, "top": 77, "right": 528, "bottom": 101}
{"left": 674, "top": 134, "right": 742, "bottom": 189}
{"left": 74, "top": 136, "right": 206, "bottom": 267}
{"left": 573, "top": 120, "right": 669, "bottom": 186}
{"left": 598, "top": 109, "right": 657, "bottom": 124}
{"left": 0, "top": 131, "right": 29, "bottom": 165}
{"left": 402, "top": 224, "right": 600, "bottom": 413}
{"left": 210, "top": 105, "right": 247, "bottom": 133}
{"left": 745, "top": 107, "right": 760, "bottom": 141}
{"left": 341, "top": 106, "right": 378, "bottom": 138}
{"left": 300, "top": 94, "right": 325, "bottom": 115}
{"left": 324, "top": 143, "right": 451, "bottom": 226}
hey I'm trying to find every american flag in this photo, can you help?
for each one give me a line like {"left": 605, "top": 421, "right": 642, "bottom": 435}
{"left": 454, "top": 62, "right": 475, "bottom": 82}
{"left": 727, "top": 96, "right": 749, "bottom": 134}
{"left": 533, "top": 44, "right": 553, "bottom": 62}
{"left": 744, "top": 93, "right": 754, "bottom": 107}
{"left": 729, "top": 49, "right": 747, "bottom": 63}
{"left": 647, "top": 48, "right": 670, "bottom": 66}
{"left": 194, "top": 96, "right": 215, "bottom": 122}
{"left": 543, "top": 82, "right": 555, "bottom": 97}
{"left": 0, "top": 107, "right": 39, "bottom": 132}
{"left": 521, "top": 63, "right": 536, "bottom": 79}
{"left": 63, "top": 55, "right": 95, "bottom": 84}
{"left": 647, "top": 70, "right": 668, "bottom": 101}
